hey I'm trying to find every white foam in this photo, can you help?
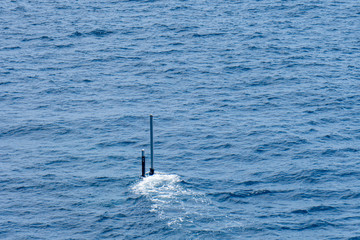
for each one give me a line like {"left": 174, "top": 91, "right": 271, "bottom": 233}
{"left": 132, "top": 172, "right": 204, "bottom": 226}
{"left": 133, "top": 172, "right": 183, "bottom": 196}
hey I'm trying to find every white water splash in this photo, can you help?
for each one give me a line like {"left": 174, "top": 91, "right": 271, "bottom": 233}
{"left": 132, "top": 172, "right": 208, "bottom": 226}
{"left": 133, "top": 173, "right": 185, "bottom": 197}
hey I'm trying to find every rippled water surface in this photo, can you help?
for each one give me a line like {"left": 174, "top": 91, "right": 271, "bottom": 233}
{"left": 1, "top": 0, "right": 360, "bottom": 239}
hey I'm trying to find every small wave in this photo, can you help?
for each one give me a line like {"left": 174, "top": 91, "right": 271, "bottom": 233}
{"left": 69, "top": 31, "right": 83, "bottom": 37}
{"left": 297, "top": 220, "right": 336, "bottom": 230}
{"left": 291, "top": 205, "right": 337, "bottom": 214}
{"left": 209, "top": 189, "right": 276, "bottom": 203}
{"left": 21, "top": 36, "right": 53, "bottom": 42}
{"left": 0, "top": 123, "right": 72, "bottom": 138}
{"left": 341, "top": 191, "right": 360, "bottom": 200}
{"left": 349, "top": 237, "right": 360, "bottom": 240}
{"left": 55, "top": 44, "right": 74, "bottom": 49}
{"left": 44, "top": 159, "right": 70, "bottom": 166}
{"left": 267, "top": 169, "right": 334, "bottom": 184}
{"left": 223, "top": 65, "right": 252, "bottom": 73}
{"left": 89, "top": 29, "right": 114, "bottom": 37}
{"left": 68, "top": 29, "right": 114, "bottom": 38}
{"left": 192, "top": 32, "right": 226, "bottom": 38}
{"left": 96, "top": 140, "right": 137, "bottom": 148}
{"left": 291, "top": 209, "right": 309, "bottom": 214}
{"left": 96, "top": 212, "right": 127, "bottom": 223}
{"left": 1, "top": 46, "right": 21, "bottom": 50}
{"left": 0, "top": 81, "right": 12, "bottom": 85}
{"left": 308, "top": 205, "right": 337, "bottom": 212}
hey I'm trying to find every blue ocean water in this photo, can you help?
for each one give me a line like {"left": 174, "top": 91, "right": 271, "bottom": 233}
{"left": 1, "top": 0, "right": 360, "bottom": 239}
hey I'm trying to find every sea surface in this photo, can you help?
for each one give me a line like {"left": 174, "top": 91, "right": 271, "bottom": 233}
{"left": 1, "top": 0, "right": 360, "bottom": 239}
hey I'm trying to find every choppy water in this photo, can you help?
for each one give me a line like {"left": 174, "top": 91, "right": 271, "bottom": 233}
{"left": 1, "top": 0, "right": 360, "bottom": 239}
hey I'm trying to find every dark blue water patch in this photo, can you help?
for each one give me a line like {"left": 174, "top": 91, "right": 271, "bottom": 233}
{"left": 54, "top": 44, "right": 74, "bottom": 49}
{"left": 77, "top": 176, "right": 120, "bottom": 188}
{"left": 54, "top": 4, "right": 72, "bottom": 10}
{"left": 69, "top": 31, "right": 83, "bottom": 38}
{"left": 319, "top": 133, "right": 352, "bottom": 142}
{"left": 0, "top": 46, "right": 21, "bottom": 51}
{"left": 223, "top": 65, "right": 252, "bottom": 74}
{"left": 294, "top": 220, "right": 337, "bottom": 231}
{"left": 0, "top": 81, "right": 13, "bottom": 85}
{"left": 42, "top": 174, "right": 57, "bottom": 180}
{"left": 21, "top": 36, "right": 54, "bottom": 42}
{"left": 201, "top": 143, "right": 232, "bottom": 150}
{"left": 290, "top": 205, "right": 339, "bottom": 215}
{"left": 68, "top": 29, "right": 114, "bottom": 38}
{"left": 89, "top": 29, "right": 114, "bottom": 37}
{"left": 96, "top": 140, "right": 137, "bottom": 148}
{"left": 308, "top": 205, "right": 338, "bottom": 213}
{"left": 336, "top": 169, "right": 360, "bottom": 178}
{"left": 90, "top": 55, "right": 126, "bottom": 63}
{"left": 291, "top": 209, "right": 309, "bottom": 214}
{"left": 321, "top": 149, "right": 339, "bottom": 157}
{"left": 97, "top": 212, "right": 127, "bottom": 223}
{"left": 242, "top": 180, "right": 262, "bottom": 186}
{"left": 192, "top": 32, "right": 227, "bottom": 38}
{"left": 349, "top": 237, "right": 360, "bottom": 240}
{"left": 340, "top": 191, "right": 360, "bottom": 200}
{"left": 44, "top": 159, "right": 71, "bottom": 166}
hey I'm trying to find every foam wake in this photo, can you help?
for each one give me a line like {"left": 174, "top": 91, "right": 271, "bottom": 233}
{"left": 132, "top": 172, "right": 207, "bottom": 226}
